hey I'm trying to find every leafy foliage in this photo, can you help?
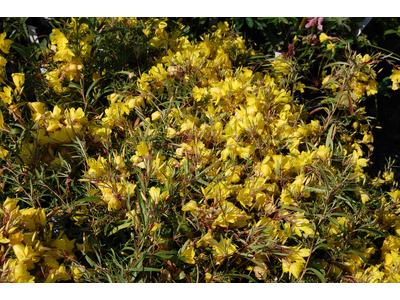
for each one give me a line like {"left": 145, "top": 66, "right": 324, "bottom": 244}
{"left": 1, "top": 17, "right": 400, "bottom": 283}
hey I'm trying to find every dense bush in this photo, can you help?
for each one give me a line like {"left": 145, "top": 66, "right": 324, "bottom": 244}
{"left": 1, "top": 17, "right": 400, "bottom": 283}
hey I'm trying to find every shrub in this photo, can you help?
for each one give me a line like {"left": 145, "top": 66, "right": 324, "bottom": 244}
{"left": 1, "top": 17, "right": 400, "bottom": 283}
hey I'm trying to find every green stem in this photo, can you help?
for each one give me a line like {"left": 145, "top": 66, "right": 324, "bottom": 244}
{"left": 359, "top": 42, "right": 400, "bottom": 60}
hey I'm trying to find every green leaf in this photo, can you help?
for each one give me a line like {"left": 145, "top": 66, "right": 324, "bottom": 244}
{"left": 304, "top": 186, "right": 326, "bottom": 194}
{"left": 137, "top": 191, "right": 147, "bottom": 228}
{"left": 227, "top": 273, "right": 258, "bottom": 282}
{"left": 148, "top": 250, "right": 178, "bottom": 260}
{"left": 347, "top": 249, "right": 368, "bottom": 263}
{"left": 325, "top": 123, "right": 335, "bottom": 149}
{"left": 336, "top": 195, "right": 357, "bottom": 214}
{"left": 281, "top": 204, "right": 304, "bottom": 213}
{"left": 178, "top": 271, "right": 186, "bottom": 280}
{"left": 85, "top": 78, "right": 101, "bottom": 100}
{"left": 384, "top": 29, "right": 399, "bottom": 35}
{"left": 100, "top": 27, "right": 127, "bottom": 35}
{"left": 357, "top": 227, "right": 385, "bottom": 237}
{"left": 253, "top": 19, "right": 265, "bottom": 30}
{"left": 129, "top": 267, "right": 162, "bottom": 272}
{"left": 196, "top": 178, "right": 209, "bottom": 186}
{"left": 314, "top": 243, "right": 338, "bottom": 253}
{"left": 107, "top": 222, "right": 132, "bottom": 237}
{"left": 12, "top": 44, "right": 29, "bottom": 61}
{"left": 198, "top": 17, "right": 208, "bottom": 25}
{"left": 76, "top": 197, "right": 104, "bottom": 204}
{"left": 330, "top": 213, "right": 354, "bottom": 220}
{"left": 306, "top": 267, "right": 326, "bottom": 283}
{"left": 38, "top": 38, "right": 48, "bottom": 51}
{"left": 235, "top": 19, "right": 244, "bottom": 30}
{"left": 327, "top": 216, "right": 345, "bottom": 233}
{"left": 182, "top": 26, "right": 190, "bottom": 35}
{"left": 246, "top": 18, "right": 254, "bottom": 28}
{"left": 68, "top": 82, "right": 82, "bottom": 90}
{"left": 10, "top": 128, "right": 23, "bottom": 135}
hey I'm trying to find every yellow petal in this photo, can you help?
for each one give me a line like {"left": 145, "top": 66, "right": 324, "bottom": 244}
{"left": 319, "top": 32, "right": 330, "bottom": 43}
{"left": 137, "top": 141, "right": 148, "bottom": 156}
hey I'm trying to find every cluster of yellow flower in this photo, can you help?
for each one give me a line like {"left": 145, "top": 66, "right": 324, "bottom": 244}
{"left": 0, "top": 197, "right": 84, "bottom": 282}
{"left": 1, "top": 18, "right": 400, "bottom": 282}
{"left": 0, "top": 33, "right": 25, "bottom": 159}
{"left": 45, "top": 19, "right": 93, "bottom": 93}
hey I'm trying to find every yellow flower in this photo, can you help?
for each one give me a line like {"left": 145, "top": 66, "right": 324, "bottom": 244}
{"left": 329, "top": 217, "right": 347, "bottom": 236}
{"left": 158, "top": 21, "right": 168, "bottom": 29}
{"left": 316, "top": 145, "right": 331, "bottom": 160}
{"left": 71, "top": 206, "right": 88, "bottom": 225}
{"left": 143, "top": 27, "right": 151, "bottom": 37}
{"left": 151, "top": 111, "right": 161, "bottom": 121}
{"left": 0, "top": 86, "right": 13, "bottom": 104}
{"left": 92, "top": 72, "right": 102, "bottom": 81}
{"left": 212, "top": 238, "right": 237, "bottom": 262}
{"left": 290, "top": 212, "right": 314, "bottom": 237}
{"left": 0, "top": 32, "right": 12, "bottom": 54}
{"left": 0, "top": 55, "right": 6, "bottom": 67}
{"left": 137, "top": 141, "right": 149, "bottom": 156}
{"left": 362, "top": 132, "right": 374, "bottom": 144}
{"left": 182, "top": 200, "right": 199, "bottom": 215}
{"left": 327, "top": 42, "right": 335, "bottom": 53}
{"left": 28, "top": 102, "right": 46, "bottom": 121}
{"left": 0, "top": 146, "right": 8, "bottom": 158}
{"left": 281, "top": 246, "right": 310, "bottom": 279}
{"left": 0, "top": 232, "right": 10, "bottom": 243}
{"left": 151, "top": 223, "right": 161, "bottom": 232}
{"left": 45, "top": 69, "right": 62, "bottom": 92}
{"left": 205, "top": 273, "right": 215, "bottom": 282}
{"left": 196, "top": 231, "right": 215, "bottom": 248}
{"left": 181, "top": 244, "right": 195, "bottom": 264}
{"left": 149, "top": 186, "right": 161, "bottom": 205}
{"left": 50, "top": 29, "right": 69, "bottom": 51}
{"left": 390, "top": 70, "right": 400, "bottom": 90}
{"left": 360, "top": 190, "right": 370, "bottom": 204}
{"left": 366, "top": 80, "right": 378, "bottom": 96}
{"left": 64, "top": 59, "right": 84, "bottom": 81}
{"left": 13, "top": 262, "right": 35, "bottom": 283}
{"left": 3, "top": 197, "right": 19, "bottom": 213}
{"left": 54, "top": 48, "right": 75, "bottom": 62}
{"left": 322, "top": 75, "right": 339, "bottom": 91}
{"left": 319, "top": 32, "right": 331, "bottom": 43}
{"left": 72, "top": 266, "right": 85, "bottom": 280}
{"left": 53, "top": 234, "right": 76, "bottom": 256}
{"left": 65, "top": 107, "right": 87, "bottom": 124}
{"left": 0, "top": 55, "right": 7, "bottom": 83}
{"left": 12, "top": 73, "right": 25, "bottom": 92}
{"left": 388, "top": 190, "right": 400, "bottom": 201}
{"left": 46, "top": 119, "right": 61, "bottom": 132}
{"left": 79, "top": 34, "right": 93, "bottom": 57}
{"left": 212, "top": 201, "right": 252, "bottom": 228}
{"left": 280, "top": 189, "right": 293, "bottom": 206}
{"left": 296, "top": 81, "right": 305, "bottom": 93}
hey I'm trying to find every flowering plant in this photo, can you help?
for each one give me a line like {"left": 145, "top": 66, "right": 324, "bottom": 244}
{"left": 0, "top": 17, "right": 400, "bottom": 283}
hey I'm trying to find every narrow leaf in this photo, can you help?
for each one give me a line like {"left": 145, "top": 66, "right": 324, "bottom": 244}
{"left": 306, "top": 267, "right": 326, "bottom": 283}
{"left": 76, "top": 197, "right": 104, "bottom": 204}
{"left": 129, "top": 267, "right": 162, "bottom": 272}
{"left": 227, "top": 273, "right": 258, "bottom": 282}
{"left": 357, "top": 227, "right": 385, "bottom": 237}
{"left": 281, "top": 204, "right": 304, "bottom": 213}
{"left": 347, "top": 249, "right": 368, "bottom": 263}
